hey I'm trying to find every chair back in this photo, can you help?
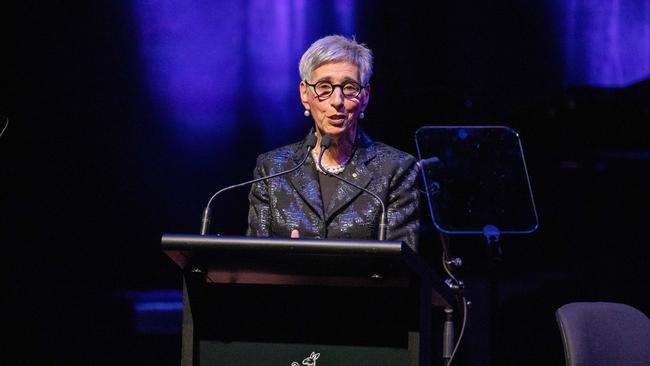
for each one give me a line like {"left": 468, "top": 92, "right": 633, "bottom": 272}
{"left": 556, "top": 302, "right": 650, "bottom": 366}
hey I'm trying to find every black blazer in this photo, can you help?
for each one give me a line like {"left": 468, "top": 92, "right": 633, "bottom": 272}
{"left": 246, "top": 129, "right": 420, "bottom": 249}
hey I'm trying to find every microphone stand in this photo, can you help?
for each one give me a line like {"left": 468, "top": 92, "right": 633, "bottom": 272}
{"left": 200, "top": 134, "right": 317, "bottom": 235}
{"left": 317, "top": 135, "right": 387, "bottom": 241}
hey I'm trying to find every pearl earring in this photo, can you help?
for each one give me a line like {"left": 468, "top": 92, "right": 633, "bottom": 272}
{"left": 359, "top": 112, "right": 365, "bottom": 119}
{"left": 304, "top": 110, "right": 311, "bottom": 117}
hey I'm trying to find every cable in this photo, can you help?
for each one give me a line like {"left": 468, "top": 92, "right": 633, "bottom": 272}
{"left": 437, "top": 231, "right": 468, "bottom": 366}
{"left": 442, "top": 254, "right": 460, "bottom": 285}
{"left": 0, "top": 116, "right": 8, "bottom": 139}
{"left": 446, "top": 296, "right": 469, "bottom": 366}
{"left": 427, "top": 201, "right": 468, "bottom": 365}
{"left": 439, "top": 233, "right": 456, "bottom": 276}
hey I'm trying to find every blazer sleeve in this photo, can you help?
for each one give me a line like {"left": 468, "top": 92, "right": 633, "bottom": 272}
{"left": 385, "top": 155, "right": 420, "bottom": 250}
{"left": 246, "top": 154, "right": 271, "bottom": 237}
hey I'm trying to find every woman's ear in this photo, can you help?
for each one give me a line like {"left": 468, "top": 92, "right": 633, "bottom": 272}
{"left": 360, "top": 84, "right": 371, "bottom": 110}
{"left": 299, "top": 81, "right": 310, "bottom": 109}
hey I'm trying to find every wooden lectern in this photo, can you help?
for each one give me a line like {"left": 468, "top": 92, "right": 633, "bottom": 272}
{"left": 162, "top": 234, "right": 454, "bottom": 366}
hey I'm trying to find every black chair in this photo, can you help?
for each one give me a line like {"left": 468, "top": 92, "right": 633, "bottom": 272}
{"left": 555, "top": 302, "right": 650, "bottom": 366}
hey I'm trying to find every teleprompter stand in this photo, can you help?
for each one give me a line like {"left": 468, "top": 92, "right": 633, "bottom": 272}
{"left": 162, "top": 234, "right": 455, "bottom": 366}
{"left": 415, "top": 126, "right": 540, "bottom": 365}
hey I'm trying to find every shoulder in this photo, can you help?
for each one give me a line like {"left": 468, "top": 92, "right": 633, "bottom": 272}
{"left": 254, "top": 141, "right": 302, "bottom": 172}
{"left": 362, "top": 140, "right": 417, "bottom": 172}
{"left": 356, "top": 129, "right": 417, "bottom": 167}
{"left": 373, "top": 141, "right": 416, "bottom": 164}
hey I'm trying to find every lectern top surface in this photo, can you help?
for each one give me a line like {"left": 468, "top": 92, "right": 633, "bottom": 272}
{"left": 161, "top": 234, "right": 404, "bottom": 256}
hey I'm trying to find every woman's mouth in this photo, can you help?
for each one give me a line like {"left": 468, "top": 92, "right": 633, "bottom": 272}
{"left": 328, "top": 115, "right": 346, "bottom": 124}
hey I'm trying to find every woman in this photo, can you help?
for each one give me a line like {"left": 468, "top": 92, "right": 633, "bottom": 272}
{"left": 246, "top": 35, "right": 420, "bottom": 249}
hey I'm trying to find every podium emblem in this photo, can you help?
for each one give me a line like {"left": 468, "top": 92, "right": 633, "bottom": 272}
{"left": 291, "top": 351, "right": 320, "bottom": 366}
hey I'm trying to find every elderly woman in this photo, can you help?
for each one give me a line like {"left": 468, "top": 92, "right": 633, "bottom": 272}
{"left": 246, "top": 35, "right": 420, "bottom": 249}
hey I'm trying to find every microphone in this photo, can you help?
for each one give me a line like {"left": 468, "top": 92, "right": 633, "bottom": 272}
{"left": 417, "top": 155, "right": 442, "bottom": 195}
{"left": 318, "top": 134, "right": 387, "bottom": 241}
{"left": 416, "top": 155, "right": 440, "bottom": 170}
{"left": 199, "top": 133, "right": 318, "bottom": 235}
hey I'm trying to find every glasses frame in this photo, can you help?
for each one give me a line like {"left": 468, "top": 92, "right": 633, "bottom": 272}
{"left": 304, "top": 80, "right": 368, "bottom": 100}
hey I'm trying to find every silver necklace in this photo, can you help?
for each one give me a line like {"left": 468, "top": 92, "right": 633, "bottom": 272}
{"left": 311, "top": 148, "right": 349, "bottom": 175}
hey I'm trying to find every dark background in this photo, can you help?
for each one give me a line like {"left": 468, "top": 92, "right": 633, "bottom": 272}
{"left": 2, "top": 1, "right": 648, "bottom": 365}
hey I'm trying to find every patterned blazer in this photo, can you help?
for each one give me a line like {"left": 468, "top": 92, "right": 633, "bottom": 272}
{"left": 246, "top": 129, "right": 420, "bottom": 250}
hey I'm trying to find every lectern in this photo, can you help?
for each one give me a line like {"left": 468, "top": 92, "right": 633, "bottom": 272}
{"left": 162, "top": 234, "right": 454, "bottom": 366}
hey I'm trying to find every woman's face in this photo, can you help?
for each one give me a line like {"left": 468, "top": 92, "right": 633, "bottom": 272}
{"left": 300, "top": 61, "right": 369, "bottom": 142}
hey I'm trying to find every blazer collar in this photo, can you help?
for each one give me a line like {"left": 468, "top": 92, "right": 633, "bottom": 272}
{"left": 325, "top": 129, "right": 377, "bottom": 220}
{"left": 289, "top": 128, "right": 379, "bottom": 221}
{"left": 289, "top": 128, "right": 324, "bottom": 218}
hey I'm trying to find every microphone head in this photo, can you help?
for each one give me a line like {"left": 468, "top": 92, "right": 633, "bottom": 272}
{"left": 417, "top": 156, "right": 441, "bottom": 170}
{"left": 320, "top": 134, "right": 332, "bottom": 149}
{"left": 305, "top": 133, "right": 317, "bottom": 149}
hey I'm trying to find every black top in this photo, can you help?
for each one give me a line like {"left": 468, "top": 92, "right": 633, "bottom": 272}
{"left": 318, "top": 171, "right": 339, "bottom": 218}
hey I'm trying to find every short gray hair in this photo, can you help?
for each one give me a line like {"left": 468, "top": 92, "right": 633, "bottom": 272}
{"left": 299, "top": 35, "right": 373, "bottom": 85}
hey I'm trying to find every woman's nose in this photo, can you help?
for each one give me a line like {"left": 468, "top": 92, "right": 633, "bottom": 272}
{"left": 329, "top": 87, "right": 345, "bottom": 107}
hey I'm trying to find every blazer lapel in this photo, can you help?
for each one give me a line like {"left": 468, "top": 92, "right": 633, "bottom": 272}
{"left": 325, "top": 135, "right": 377, "bottom": 221}
{"left": 289, "top": 144, "right": 325, "bottom": 220}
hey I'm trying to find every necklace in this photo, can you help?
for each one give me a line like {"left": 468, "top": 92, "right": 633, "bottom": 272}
{"left": 311, "top": 148, "right": 350, "bottom": 175}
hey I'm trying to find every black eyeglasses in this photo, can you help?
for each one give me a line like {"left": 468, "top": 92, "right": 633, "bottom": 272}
{"left": 304, "top": 80, "right": 368, "bottom": 99}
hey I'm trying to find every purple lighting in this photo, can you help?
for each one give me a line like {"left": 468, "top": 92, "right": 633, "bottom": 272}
{"left": 133, "top": 0, "right": 358, "bottom": 145}
{"left": 124, "top": 289, "right": 182, "bottom": 335}
{"left": 134, "top": 0, "right": 244, "bottom": 134}
{"left": 335, "top": 0, "right": 357, "bottom": 36}
{"left": 562, "top": 0, "right": 650, "bottom": 87}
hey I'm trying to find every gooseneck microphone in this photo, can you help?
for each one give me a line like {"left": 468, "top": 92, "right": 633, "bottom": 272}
{"left": 416, "top": 155, "right": 440, "bottom": 170}
{"left": 318, "top": 134, "right": 387, "bottom": 241}
{"left": 200, "top": 133, "right": 318, "bottom": 235}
